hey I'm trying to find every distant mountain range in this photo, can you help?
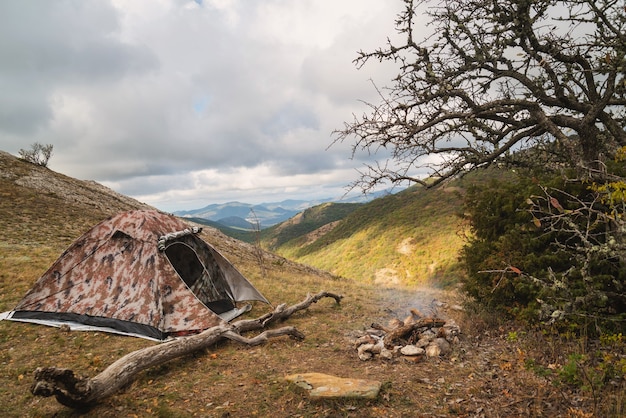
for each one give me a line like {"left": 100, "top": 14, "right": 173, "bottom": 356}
{"left": 1, "top": 147, "right": 464, "bottom": 287}
{"left": 173, "top": 190, "right": 397, "bottom": 229}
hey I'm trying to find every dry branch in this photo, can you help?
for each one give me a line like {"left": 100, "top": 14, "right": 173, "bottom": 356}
{"left": 31, "top": 291, "right": 342, "bottom": 408}
{"left": 233, "top": 290, "right": 343, "bottom": 332}
{"left": 372, "top": 317, "right": 446, "bottom": 348}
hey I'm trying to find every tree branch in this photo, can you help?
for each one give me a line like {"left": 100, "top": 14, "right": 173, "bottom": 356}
{"left": 333, "top": 0, "right": 626, "bottom": 192}
{"left": 30, "top": 290, "right": 343, "bottom": 408}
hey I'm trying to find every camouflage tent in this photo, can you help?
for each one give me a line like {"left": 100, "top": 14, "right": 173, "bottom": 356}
{"left": 1, "top": 210, "right": 269, "bottom": 341}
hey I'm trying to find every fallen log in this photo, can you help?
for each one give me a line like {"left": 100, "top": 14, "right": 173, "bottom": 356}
{"left": 31, "top": 291, "right": 343, "bottom": 408}
{"left": 233, "top": 290, "right": 343, "bottom": 333}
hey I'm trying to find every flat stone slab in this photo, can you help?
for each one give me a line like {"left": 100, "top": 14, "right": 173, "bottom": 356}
{"left": 285, "top": 372, "right": 381, "bottom": 399}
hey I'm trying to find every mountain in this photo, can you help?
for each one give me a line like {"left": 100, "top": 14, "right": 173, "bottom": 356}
{"left": 0, "top": 150, "right": 322, "bottom": 275}
{"left": 0, "top": 150, "right": 152, "bottom": 216}
{"left": 262, "top": 202, "right": 363, "bottom": 250}
{"left": 1, "top": 147, "right": 462, "bottom": 289}
{"left": 175, "top": 201, "right": 303, "bottom": 228}
{"left": 174, "top": 189, "right": 398, "bottom": 229}
{"left": 0, "top": 145, "right": 466, "bottom": 288}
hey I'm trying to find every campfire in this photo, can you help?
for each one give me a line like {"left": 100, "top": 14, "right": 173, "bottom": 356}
{"left": 353, "top": 308, "right": 461, "bottom": 361}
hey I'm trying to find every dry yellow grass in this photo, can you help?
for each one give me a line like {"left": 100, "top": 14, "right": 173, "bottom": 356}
{"left": 1, "top": 151, "right": 622, "bottom": 417}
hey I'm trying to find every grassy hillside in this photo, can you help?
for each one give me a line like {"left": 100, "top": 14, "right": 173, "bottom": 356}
{"left": 265, "top": 182, "right": 466, "bottom": 287}
{"left": 0, "top": 151, "right": 459, "bottom": 417}
{"left": 0, "top": 151, "right": 619, "bottom": 417}
{"left": 182, "top": 216, "right": 255, "bottom": 242}
{"left": 263, "top": 202, "right": 362, "bottom": 249}
{"left": 194, "top": 202, "right": 363, "bottom": 246}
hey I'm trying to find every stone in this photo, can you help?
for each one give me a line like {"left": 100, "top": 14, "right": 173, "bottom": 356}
{"left": 371, "top": 339, "right": 385, "bottom": 354}
{"left": 403, "top": 354, "right": 423, "bottom": 363}
{"left": 425, "top": 343, "right": 441, "bottom": 357}
{"left": 400, "top": 345, "right": 425, "bottom": 356}
{"left": 434, "top": 337, "right": 452, "bottom": 355}
{"left": 440, "top": 319, "right": 461, "bottom": 341}
{"left": 354, "top": 335, "right": 377, "bottom": 347}
{"left": 285, "top": 373, "right": 381, "bottom": 399}
{"left": 421, "top": 329, "right": 436, "bottom": 339}
{"left": 426, "top": 338, "right": 451, "bottom": 357}
{"left": 365, "top": 328, "right": 385, "bottom": 337}
{"left": 379, "top": 347, "right": 394, "bottom": 360}
{"left": 416, "top": 336, "right": 433, "bottom": 348}
{"left": 357, "top": 343, "right": 375, "bottom": 360}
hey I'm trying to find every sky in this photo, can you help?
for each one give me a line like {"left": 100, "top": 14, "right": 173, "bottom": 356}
{"left": 0, "top": 0, "right": 408, "bottom": 212}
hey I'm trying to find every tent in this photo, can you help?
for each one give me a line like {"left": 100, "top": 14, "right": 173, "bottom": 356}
{"left": 0, "top": 210, "right": 269, "bottom": 341}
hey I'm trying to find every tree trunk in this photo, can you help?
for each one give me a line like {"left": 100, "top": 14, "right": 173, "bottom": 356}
{"left": 576, "top": 122, "right": 607, "bottom": 176}
{"left": 31, "top": 291, "right": 343, "bottom": 408}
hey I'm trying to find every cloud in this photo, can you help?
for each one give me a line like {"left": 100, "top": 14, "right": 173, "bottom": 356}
{"left": 0, "top": 1, "right": 157, "bottom": 135}
{"left": 0, "top": 0, "right": 404, "bottom": 211}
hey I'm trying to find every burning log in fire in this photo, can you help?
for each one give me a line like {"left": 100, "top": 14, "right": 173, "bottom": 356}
{"left": 353, "top": 308, "right": 460, "bottom": 362}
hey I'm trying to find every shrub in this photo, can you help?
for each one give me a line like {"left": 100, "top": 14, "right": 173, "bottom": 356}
{"left": 18, "top": 143, "right": 53, "bottom": 167}
{"left": 460, "top": 168, "right": 626, "bottom": 335}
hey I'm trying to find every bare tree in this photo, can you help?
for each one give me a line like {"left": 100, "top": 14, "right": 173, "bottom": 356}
{"left": 334, "top": 0, "right": 626, "bottom": 191}
{"left": 18, "top": 143, "right": 54, "bottom": 167}
{"left": 248, "top": 208, "right": 268, "bottom": 280}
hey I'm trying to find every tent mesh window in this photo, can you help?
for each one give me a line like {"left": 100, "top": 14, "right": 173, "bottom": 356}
{"left": 164, "top": 238, "right": 235, "bottom": 314}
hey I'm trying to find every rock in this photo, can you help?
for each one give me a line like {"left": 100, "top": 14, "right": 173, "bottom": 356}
{"left": 434, "top": 337, "right": 451, "bottom": 355}
{"left": 421, "top": 329, "right": 436, "bottom": 339}
{"left": 379, "top": 347, "right": 394, "bottom": 360}
{"left": 425, "top": 344, "right": 441, "bottom": 357}
{"left": 400, "top": 345, "right": 425, "bottom": 356}
{"left": 357, "top": 343, "right": 375, "bottom": 361}
{"left": 353, "top": 314, "right": 460, "bottom": 362}
{"left": 426, "top": 338, "right": 451, "bottom": 357}
{"left": 364, "top": 328, "right": 385, "bottom": 337}
{"left": 416, "top": 336, "right": 433, "bottom": 348}
{"left": 403, "top": 354, "right": 424, "bottom": 363}
{"left": 285, "top": 373, "right": 381, "bottom": 399}
{"left": 354, "top": 335, "right": 377, "bottom": 347}
{"left": 357, "top": 336, "right": 387, "bottom": 360}
{"left": 440, "top": 319, "right": 461, "bottom": 341}
{"left": 372, "top": 339, "right": 385, "bottom": 354}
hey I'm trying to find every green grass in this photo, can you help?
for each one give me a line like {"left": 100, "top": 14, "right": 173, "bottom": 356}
{"left": 264, "top": 182, "right": 467, "bottom": 287}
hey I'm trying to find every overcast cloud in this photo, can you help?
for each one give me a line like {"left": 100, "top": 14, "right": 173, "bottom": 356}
{"left": 0, "top": 0, "right": 407, "bottom": 211}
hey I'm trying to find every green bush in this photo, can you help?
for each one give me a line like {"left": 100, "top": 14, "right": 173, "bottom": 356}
{"left": 461, "top": 172, "right": 553, "bottom": 315}
{"left": 460, "top": 169, "right": 626, "bottom": 335}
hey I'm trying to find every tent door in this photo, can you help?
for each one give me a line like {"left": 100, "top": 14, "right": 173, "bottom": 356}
{"left": 164, "top": 242, "right": 235, "bottom": 314}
